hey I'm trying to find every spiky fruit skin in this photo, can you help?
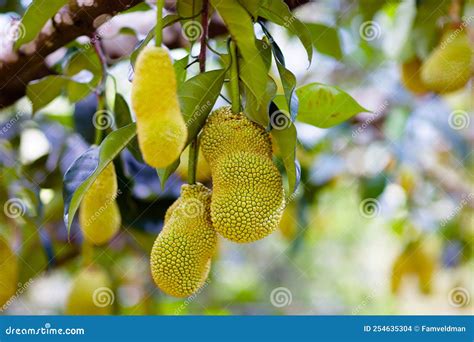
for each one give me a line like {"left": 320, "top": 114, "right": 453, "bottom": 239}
{"left": 201, "top": 107, "right": 285, "bottom": 243}
{"left": 65, "top": 266, "right": 113, "bottom": 315}
{"left": 400, "top": 58, "right": 428, "bottom": 95}
{"left": 176, "top": 146, "right": 211, "bottom": 182}
{"left": 131, "top": 46, "right": 187, "bottom": 168}
{"left": 421, "top": 32, "right": 473, "bottom": 94}
{"left": 0, "top": 238, "right": 18, "bottom": 308}
{"left": 150, "top": 184, "right": 217, "bottom": 298}
{"left": 79, "top": 163, "right": 121, "bottom": 246}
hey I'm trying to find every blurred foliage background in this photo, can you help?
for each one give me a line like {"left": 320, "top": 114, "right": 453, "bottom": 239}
{"left": 0, "top": 0, "right": 473, "bottom": 315}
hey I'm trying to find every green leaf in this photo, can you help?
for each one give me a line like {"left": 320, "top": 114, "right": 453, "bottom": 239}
{"left": 63, "top": 123, "right": 137, "bottom": 233}
{"left": 65, "top": 49, "right": 102, "bottom": 102}
{"left": 238, "top": 0, "right": 261, "bottom": 18}
{"left": 244, "top": 76, "right": 276, "bottom": 127}
{"left": 157, "top": 158, "right": 181, "bottom": 190}
{"left": 305, "top": 23, "right": 343, "bottom": 60}
{"left": 258, "top": 0, "right": 313, "bottom": 64}
{"left": 174, "top": 54, "right": 189, "bottom": 86}
{"left": 275, "top": 59, "right": 298, "bottom": 120}
{"left": 296, "top": 83, "right": 369, "bottom": 128}
{"left": 210, "top": 0, "right": 267, "bottom": 102}
{"left": 114, "top": 94, "right": 144, "bottom": 163}
{"left": 27, "top": 76, "right": 67, "bottom": 113}
{"left": 15, "top": 0, "right": 68, "bottom": 49}
{"left": 271, "top": 96, "right": 300, "bottom": 195}
{"left": 130, "top": 14, "right": 180, "bottom": 66}
{"left": 178, "top": 69, "right": 226, "bottom": 144}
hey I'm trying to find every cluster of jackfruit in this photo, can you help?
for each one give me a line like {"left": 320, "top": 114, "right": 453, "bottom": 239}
{"left": 79, "top": 163, "right": 121, "bottom": 245}
{"left": 401, "top": 29, "right": 473, "bottom": 95}
{"left": 0, "top": 237, "right": 18, "bottom": 308}
{"left": 391, "top": 240, "right": 436, "bottom": 295}
{"left": 132, "top": 46, "right": 187, "bottom": 168}
{"left": 150, "top": 184, "right": 217, "bottom": 297}
{"left": 66, "top": 265, "right": 113, "bottom": 315}
{"left": 201, "top": 107, "right": 286, "bottom": 243}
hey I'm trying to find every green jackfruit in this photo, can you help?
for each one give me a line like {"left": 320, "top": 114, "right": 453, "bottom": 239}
{"left": 400, "top": 58, "right": 428, "bottom": 95}
{"left": 421, "top": 32, "right": 473, "bottom": 94}
{"left": 201, "top": 107, "right": 285, "bottom": 243}
{"left": 65, "top": 266, "right": 113, "bottom": 315}
{"left": 0, "top": 237, "right": 18, "bottom": 308}
{"left": 132, "top": 46, "right": 187, "bottom": 168}
{"left": 150, "top": 184, "right": 217, "bottom": 297}
{"left": 79, "top": 163, "right": 121, "bottom": 245}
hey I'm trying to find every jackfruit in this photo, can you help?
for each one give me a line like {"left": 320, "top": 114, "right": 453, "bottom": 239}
{"left": 66, "top": 266, "right": 113, "bottom": 315}
{"left": 0, "top": 237, "right": 18, "bottom": 308}
{"left": 201, "top": 107, "right": 285, "bottom": 243}
{"left": 132, "top": 46, "right": 187, "bottom": 168}
{"left": 176, "top": 146, "right": 211, "bottom": 182}
{"left": 421, "top": 32, "right": 473, "bottom": 94}
{"left": 391, "top": 240, "right": 436, "bottom": 295}
{"left": 400, "top": 58, "right": 428, "bottom": 95}
{"left": 79, "top": 163, "right": 121, "bottom": 245}
{"left": 150, "top": 183, "right": 217, "bottom": 297}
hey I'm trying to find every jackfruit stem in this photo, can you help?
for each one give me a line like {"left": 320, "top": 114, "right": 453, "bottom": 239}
{"left": 93, "top": 94, "right": 105, "bottom": 145}
{"left": 187, "top": 139, "right": 198, "bottom": 184}
{"left": 229, "top": 40, "right": 241, "bottom": 114}
{"left": 155, "top": 0, "right": 165, "bottom": 47}
{"left": 81, "top": 241, "right": 94, "bottom": 267}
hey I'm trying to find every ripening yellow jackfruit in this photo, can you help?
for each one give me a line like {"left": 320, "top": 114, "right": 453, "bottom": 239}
{"left": 0, "top": 237, "right": 18, "bottom": 308}
{"left": 66, "top": 266, "right": 113, "bottom": 315}
{"left": 79, "top": 163, "right": 121, "bottom": 245}
{"left": 176, "top": 146, "right": 211, "bottom": 182}
{"left": 400, "top": 58, "right": 428, "bottom": 95}
{"left": 421, "top": 31, "right": 473, "bottom": 94}
{"left": 201, "top": 107, "right": 285, "bottom": 243}
{"left": 132, "top": 46, "right": 187, "bottom": 168}
{"left": 391, "top": 240, "right": 436, "bottom": 295}
{"left": 150, "top": 183, "right": 217, "bottom": 297}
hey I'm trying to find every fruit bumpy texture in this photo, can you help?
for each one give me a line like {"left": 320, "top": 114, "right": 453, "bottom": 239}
{"left": 79, "top": 163, "right": 121, "bottom": 245}
{"left": 400, "top": 58, "right": 428, "bottom": 95}
{"left": 421, "top": 31, "right": 473, "bottom": 94}
{"left": 131, "top": 46, "right": 187, "bottom": 168}
{"left": 66, "top": 266, "right": 113, "bottom": 315}
{"left": 0, "top": 238, "right": 18, "bottom": 308}
{"left": 201, "top": 107, "right": 285, "bottom": 243}
{"left": 150, "top": 184, "right": 217, "bottom": 297}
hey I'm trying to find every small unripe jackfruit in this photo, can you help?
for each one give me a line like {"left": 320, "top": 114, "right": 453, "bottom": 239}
{"left": 201, "top": 107, "right": 285, "bottom": 243}
{"left": 150, "top": 184, "right": 217, "bottom": 297}
{"left": 132, "top": 46, "right": 187, "bottom": 168}
{"left": 421, "top": 32, "right": 473, "bottom": 94}
{"left": 0, "top": 238, "right": 18, "bottom": 308}
{"left": 79, "top": 163, "right": 121, "bottom": 245}
{"left": 66, "top": 266, "right": 113, "bottom": 315}
{"left": 400, "top": 58, "right": 428, "bottom": 95}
